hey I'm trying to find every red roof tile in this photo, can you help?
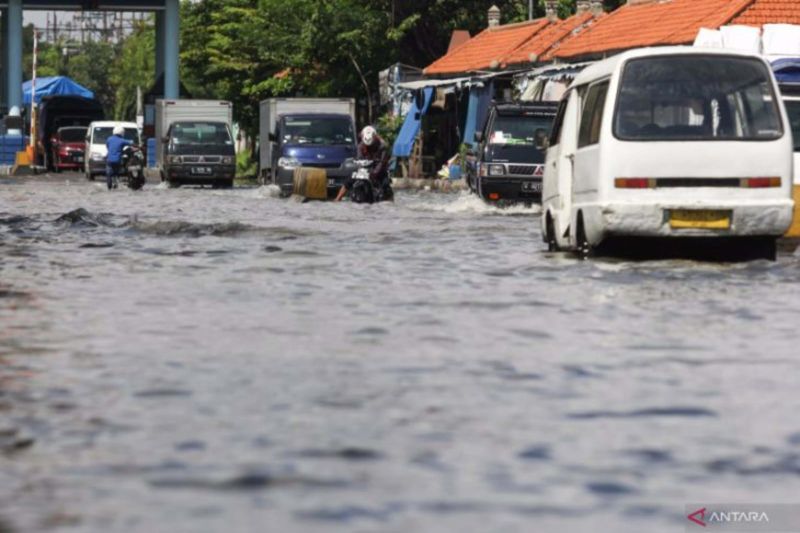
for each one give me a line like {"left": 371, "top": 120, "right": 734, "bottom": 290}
{"left": 504, "top": 12, "right": 597, "bottom": 66}
{"left": 553, "top": 0, "right": 755, "bottom": 60}
{"left": 733, "top": 0, "right": 800, "bottom": 25}
{"left": 424, "top": 18, "right": 551, "bottom": 76}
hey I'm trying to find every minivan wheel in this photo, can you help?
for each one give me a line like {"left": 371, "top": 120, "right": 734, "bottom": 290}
{"left": 757, "top": 237, "right": 778, "bottom": 262}
{"left": 546, "top": 214, "right": 559, "bottom": 252}
{"left": 576, "top": 213, "right": 592, "bottom": 260}
{"left": 167, "top": 179, "right": 180, "bottom": 189}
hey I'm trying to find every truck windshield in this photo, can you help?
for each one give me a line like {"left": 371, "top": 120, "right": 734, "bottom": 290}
{"left": 615, "top": 56, "right": 783, "bottom": 141}
{"left": 93, "top": 127, "right": 139, "bottom": 144}
{"left": 171, "top": 122, "right": 232, "bottom": 145}
{"left": 281, "top": 117, "right": 354, "bottom": 145}
{"left": 785, "top": 100, "right": 800, "bottom": 152}
{"left": 489, "top": 115, "right": 552, "bottom": 149}
{"left": 58, "top": 128, "right": 87, "bottom": 142}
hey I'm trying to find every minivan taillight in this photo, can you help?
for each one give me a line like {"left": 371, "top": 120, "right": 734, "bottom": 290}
{"left": 615, "top": 178, "right": 655, "bottom": 189}
{"left": 741, "top": 177, "right": 781, "bottom": 188}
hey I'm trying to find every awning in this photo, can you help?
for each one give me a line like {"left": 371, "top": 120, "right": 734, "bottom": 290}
{"left": 392, "top": 87, "right": 434, "bottom": 158}
{"left": 462, "top": 81, "right": 493, "bottom": 147}
{"left": 23, "top": 76, "right": 94, "bottom": 105}
{"left": 516, "top": 61, "right": 594, "bottom": 81}
{"left": 396, "top": 77, "right": 473, "bottom": 91}
{"left": 773, "top": 58, "right": 800, "bottom": 84}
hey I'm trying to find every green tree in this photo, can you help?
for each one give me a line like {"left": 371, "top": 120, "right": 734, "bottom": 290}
{"left": 64, "top": 40, "right": 117, "bottom": 114}
{"left": 109, "top": 19, "right": 155, "bottom": 120}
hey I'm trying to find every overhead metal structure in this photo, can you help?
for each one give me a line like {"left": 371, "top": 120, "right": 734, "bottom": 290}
{"left": 0, "top": 0, "right": 180, "bottom": 114}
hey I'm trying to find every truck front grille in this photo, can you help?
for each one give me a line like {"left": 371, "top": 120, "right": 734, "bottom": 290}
{"left": 182, "top": 156, "right": 222, "bottom": 164}
{"left": 508, "top": 165, "right": 540, "bottom": 176}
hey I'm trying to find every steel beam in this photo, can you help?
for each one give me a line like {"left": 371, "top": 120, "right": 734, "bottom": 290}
{"left": 1, "top": 8, "right": 8, "bottom": 110}
{"left": 155, "top": 9, "right": 164, "bottom": 79}
{"left": 5, "top": 0, "right": 21, "bottom": 111}
{"left": 163, "top": 0, "right": 178, "bottom": 99}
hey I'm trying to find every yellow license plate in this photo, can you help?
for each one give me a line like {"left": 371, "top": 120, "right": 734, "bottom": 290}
{"left": 669, "top": 209, "right": 731, "bottom": 230}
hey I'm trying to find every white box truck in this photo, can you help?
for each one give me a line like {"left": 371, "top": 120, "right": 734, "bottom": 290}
{"left": 155, "top": 99, "right": 236, "bottom": 188}
{"left": 259, "top": 98, "right": 357, "bottom": 196}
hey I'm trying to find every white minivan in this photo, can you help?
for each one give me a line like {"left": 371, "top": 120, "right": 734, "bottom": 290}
{"left": 84, "top": 121, "right": 140, "bottom": 181}
{"left": 542, "top": 47, "right": 794, "bottom": 259}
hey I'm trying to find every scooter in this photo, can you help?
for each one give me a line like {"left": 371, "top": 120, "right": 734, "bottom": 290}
{"left": 349, "top": 159, "right": 393, "bottom": 204}
{"left": 121, "top": 145, "right": 146, "bottom": 191}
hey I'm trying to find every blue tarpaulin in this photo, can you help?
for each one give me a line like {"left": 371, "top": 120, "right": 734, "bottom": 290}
{"left": 392, "top": 87, "right": 434, "bottom": 158}
{"left": 772, "top": 58, "right": 800, "bottom": 84}
{"left": 22, "top": 76, "right": 94, "bottom": 105}
{"left": 462, "top": 81, "right": 493, "bottom": 147}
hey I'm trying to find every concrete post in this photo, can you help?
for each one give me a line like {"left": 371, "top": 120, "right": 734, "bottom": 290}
{"left": 545, "top": 0, "right": 559, "bottom": 22}
{"left": 488, "top": 5, "right": 501, "bottom": 28}
{"left": 155, "top": 10, "right": 165, "bottom": 80}
{"left": 163, "top": 0, "right": 180, "bottom": 99}
{"left": 6, "top": 0, "right": 22, "bottom": 111}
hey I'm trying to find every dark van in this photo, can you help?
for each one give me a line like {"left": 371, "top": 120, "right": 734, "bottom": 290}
{"left": 162, "top": 121, "right": 236, "bottom": 188}
{"left": 468, "top": 102, "right": 558, "bottom": 204}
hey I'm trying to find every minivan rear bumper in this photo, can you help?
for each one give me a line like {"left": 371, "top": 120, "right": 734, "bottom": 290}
{"left": 584, "top": 199, "right": 794, "bottom": 241}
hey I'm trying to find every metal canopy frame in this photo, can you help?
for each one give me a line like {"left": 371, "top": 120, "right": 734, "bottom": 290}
{"left": 1, "top": 0, "right": 178, "bottom": 115}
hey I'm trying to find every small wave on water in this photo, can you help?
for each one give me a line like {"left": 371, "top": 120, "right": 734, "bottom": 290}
{"left": 128, "top": 220, "right": 261, "bottom": 238}
{"left": 235, "top": 185, "right": 283, "bottom": 199}
{"left": 406, "top": 191, "right": 541, "bottom": 216}
{"left": 54, "top": 208, "right": 118, "bottom": 228}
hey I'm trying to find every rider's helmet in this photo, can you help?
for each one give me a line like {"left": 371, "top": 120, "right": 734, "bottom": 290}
{"left": 361, "top": 126, "right": 377, "bottom": 146}
{"left": 113, "top": 125, "right": 125, "bottom": 136}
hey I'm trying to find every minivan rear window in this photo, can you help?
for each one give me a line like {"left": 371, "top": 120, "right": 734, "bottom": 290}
{"left": 785, "top": 100, "right": 800, "bottom": 152}
{"left": 615, "top": 55, "right": 783, "bottom": 142}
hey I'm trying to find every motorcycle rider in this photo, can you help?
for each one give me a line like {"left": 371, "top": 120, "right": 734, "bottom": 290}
{"left": 105, "top": 125, "right": 133, "bottom": 190}
{"left": 335, "top": 126, "right": 393, "bottom": 202}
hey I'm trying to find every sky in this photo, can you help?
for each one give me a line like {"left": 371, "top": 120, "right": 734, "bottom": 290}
{"left": 24, "top": 11, "right": 70, "bottom": 28}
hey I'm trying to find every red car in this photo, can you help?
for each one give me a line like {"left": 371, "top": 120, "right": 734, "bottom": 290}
{"left": 50, "top": 126, "right": 88, "bottom": 172}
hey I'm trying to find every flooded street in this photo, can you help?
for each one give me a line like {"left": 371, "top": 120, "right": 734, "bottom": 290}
{"left": 2, "top": 174, "right": 800, "bottom": 532}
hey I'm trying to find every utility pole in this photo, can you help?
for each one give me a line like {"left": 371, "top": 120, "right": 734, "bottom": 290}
{"left": 529, "top": 0, "right": 534, "bottom": 19}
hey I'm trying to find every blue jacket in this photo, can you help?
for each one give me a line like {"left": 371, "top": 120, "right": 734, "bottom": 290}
{"left": 106, "top": 134, "right": 132, "bottom": 164}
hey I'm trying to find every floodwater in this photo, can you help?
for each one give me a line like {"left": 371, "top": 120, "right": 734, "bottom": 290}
{"left": 2, "top": 175, "right": 800, "bottom": 533}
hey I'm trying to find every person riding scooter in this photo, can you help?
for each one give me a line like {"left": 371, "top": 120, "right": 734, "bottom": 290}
{"left": 106, "top": 125, "right": 133, "bottom": 190}
{"left": 335, "top": 126, "right": 393, "bottom": 202}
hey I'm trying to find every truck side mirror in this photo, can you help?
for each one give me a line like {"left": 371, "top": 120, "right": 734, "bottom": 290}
{"left": 474, "top": 132, "right": 483, "bottom": 143}
{"left": 161, "top": 136, "right": 170, "bottom": 144}
{"left": 268, "top": 133, "right": 277, "bottom": 142}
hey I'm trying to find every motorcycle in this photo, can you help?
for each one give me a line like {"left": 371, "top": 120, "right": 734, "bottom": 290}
{"left": 121, "top": 145, "right": 146, "bottom": 190}
{"left": 348, "top": 159, "right": 393, "bottom": 204}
